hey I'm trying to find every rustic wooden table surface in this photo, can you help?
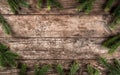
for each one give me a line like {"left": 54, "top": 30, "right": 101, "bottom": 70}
{"left": 0, "top": 0, "right": 120, "bottom": 75}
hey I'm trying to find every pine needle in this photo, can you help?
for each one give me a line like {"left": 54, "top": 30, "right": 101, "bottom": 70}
{"left": 0, "top": 14, "right": 12, "bottom": 35}
{"left": 102, "top": 35, "right": 120, "bottom": 54}
{"left": 87, "top": 64, "right": 100, "bottom": 75}
{"left": 69, "top": 61, "right": 80, "bottom": 75}
{"left": 77, "top": 0, "right": 96, "bottom": 14}
{"left": 0, "top": 43, "right": 19, "bottom": 67}
{"left": 39, "top": 65, "right": 50, "bottom": 75}
{"left": 7, "top": 0, "right": 29, "bottom": 14}
{"left": 109, "top": 5, "right": 120, "bottom": 30}
{"left": 99, "top": 57, "right": 120, "bottom": 75}
{"left": 34, "top": 65, "right": 50, "bottom": 75}
{"left": 47, "top": 0, "right": 63, "bottom": 10}
{"left": 19, "top": 64, "right": 27, "bottom": 75}
{"left": 103, "top": 35, "right": 120, "bottom": 47}
{"left": 104, "top": 0, "right": 115, "bottom": 12}
{"left": 108, "top": 40, "right": 120, "bottom": 53}
{"left": 56, "top": 64, "right": 65, "bottom": 75}
{"left": 34, "top": 65, "right": 40, "bottom": 75}
{"left": 37, "top": 0, "right": 43, "bottom": 9}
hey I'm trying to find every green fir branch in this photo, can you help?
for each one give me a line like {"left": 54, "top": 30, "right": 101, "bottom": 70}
{"left": 7, "top": 0, "right": 29, "bottom": 14}
{"left": 0, "top": 14, "right": 12, "bottom": 35}
{"left": 77, "top": 0, "right": 96, "bottom": 14}
{"left": 99, "top": 57, "right": 120, "bottom": 75}
{"left": 47, "top": 0, "right": 63, "bottom": 10}
{"left": 0, "top": 43, "right": 19, "bottom": 68}
{"left": 37, "top": 0, "right": 43, "bottom": 9}
{"left": 56, "top": 64, "right": 65, "bottom": 75}
{"left": 109, "top": 5, "right": 120, "bottom": 30}
{"left": 104, "top": 0, "right": 115, "bottom": 12}
{"left": 19, "top": 64, "right": 27, "bottom": 75}
{"left": 102, "top": 35, "right": 120, "bottom": 54}
{"left": 37, "top": 0, "right": 63, "bottom": 10}
{"left": 69, "top": 61, "right": 80, "bottom": 75}
{"left": 87, "top": 64, "right": 100, "bottom": 75}
{"left": 34, "top": 65, "right": 50, "bottom": 75}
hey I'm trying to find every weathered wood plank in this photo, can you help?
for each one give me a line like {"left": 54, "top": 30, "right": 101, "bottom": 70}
{"left": 0, "top": 15, "right": 112, "bottom": 37}
{"left": 0, "top": 0, "right": 106, "bottom": 14}
{"left": 1, "top": 37, "right": 120, "bottom": 60}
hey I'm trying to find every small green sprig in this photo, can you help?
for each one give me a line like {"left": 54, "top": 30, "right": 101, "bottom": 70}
{"left": 69, "top": 61, "right": 80, "bottom": 75}
{"left": 0, "top": 43, "right": 19, "bottom": 68}
{"left": 37, "top": 0, "right": 43, "bottom": 9}
{"left": 77, "top": 0, "right": 96, "bottom": 14}
{"left": 34, "top": 65, "right": 50, "bottom": 75}
{"left": 102, "top": 35, "right": 120, "bottom": 53}
{"left": 0, "top": 14, "right": 12, "bottom": 35}
{"left": 7, "top": 0, "right": 30, "bottom": 14}
{"left": 56, "top": 64, "right": 65, "bottom": 75}
{"left": 87, "top": 64, "right": 100, "bottom": 75}
{"left": 109, "top": 5, "right": 120, "bottom": 30}
{"left": 37, "top": 0, "right": 63, "bottom": 10}
{"left": 99, "top": 57, "right": 120, "bottom": 75}
{"left": 104, "top": 0, "right": 116, "bottom": 12}
{"left": 19, "top": 64, "right": 27, "bottom": 75}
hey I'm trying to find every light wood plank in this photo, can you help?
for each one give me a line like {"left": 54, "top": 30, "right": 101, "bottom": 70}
{"left": 0, "top": 15, "right": 111, "bottom": 37}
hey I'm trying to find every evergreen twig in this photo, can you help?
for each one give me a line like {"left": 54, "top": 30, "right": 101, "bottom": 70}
{"left": 37, "top": 0, "right": 63, "bottom": 10}
{"left": 77, "top": 0, "right": 96, "bottom": 14}
{"left": 0, "top": 14, "right": 12, "bottom": 35}
{"left": 19, "top": 64, "right": 27, "bottom": 75}
{"left": 7, "top": 0, "right": 29, "bottom": 14}
{"left": 87, "top": 64, "right": 100, "bottom": 75}
{"left": 0, "top": 43, "right": 19, "bottom": 67}
{"left": 99, "top": 57, "right": 120, "bottom": 75}
{"left": 34, "top": 65, "right": 50, "bottom": 75}
{"left": 37, "top": 0, "right": 43, "bottom": 9}
{"left": 102, "top": 35, "right": 120, "bottom": 53}
{"left": 104, "top": 0, "right": 115, "bottom": 12}
{"left": 56, "top": 64, "right": 65, "bottom": 75}
{"left": 109, "top": 5, "right": 120, "bottom": 30}
{"left": 69, "top": 61, "right": 80, "bottom": 75}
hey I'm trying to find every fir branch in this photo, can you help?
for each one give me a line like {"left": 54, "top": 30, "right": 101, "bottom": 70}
{"left": 77, "top": 0, "right": 88, "bottom": 12}
{"left": 102, "top": 35, "right": 120, "bottom": 48}
{"left": 0, "top": 43, "right": 19, "bottom": 67}
{"left": 56, "top": 64, "right": 65, "bottom": 75}
{"left": 37, "top": 0, "right": 63, "bottom": 10}
{"left": 102, "top": 35, "right": 120, "bottom": 53}
{"left": 19, "top": 64, "right": 27, "bottom": 75}
{"left": 99, "top": 57, "right": 110, "bottom": 68}
{"left": 69, "top": 61, "right": 80, "bottom": 75}
{"left": 85, "top": 0, "right": 95, "bottom": 14}
{"left": 47, "top": 0, "right": 63, "bottom": 10}
{"left": 34, "top": 65, "right": 50, "bottom": 75}
{"left": 109, "top": 5, "right": 120, "bottom": 30}
{"left": 37, "top": 0, "right": 43, "bottom": 9}
{"left": 87, "top": 64, "right": 100, "bottom": 75}
{"left": 0, "top": 14, "right": 12, "bottom": 35}
{"left": 108, "top": 40, "right": 120, "bottom": 53}
{"left": 34, "top": 65, "right": 40, "bottom": 75}
{"left": 99, "top": 57, "right": 120, "bottom": 75}
{"left": 39, "top": 65, "right": 50, "bottom": 75}
{"left": 77, "top": 0, "right": 96, "bottom": 14}
{"left": 7, "top": 0, "right": 29, "bottom": 14}
{"left": 104, "top": 0, "right": 115, "bottom": 12}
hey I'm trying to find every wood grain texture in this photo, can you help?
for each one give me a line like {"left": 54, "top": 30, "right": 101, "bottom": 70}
{"left": 0, "top": 0, "right": 120, "bottom": 75}
{"left": 0, "top": 15, "right": 112, "bottom": 37}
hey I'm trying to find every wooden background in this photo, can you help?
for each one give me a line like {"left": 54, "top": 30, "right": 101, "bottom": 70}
{"left": 0, "top": 0, "right": 120, "bottom": 75}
